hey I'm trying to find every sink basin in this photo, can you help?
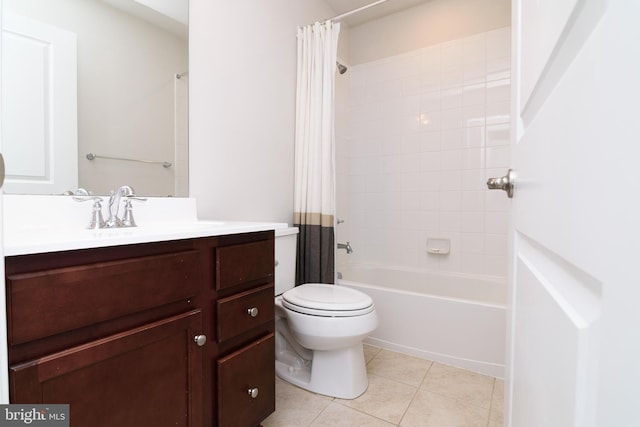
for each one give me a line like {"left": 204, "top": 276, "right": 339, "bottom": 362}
{"left": 7, "top": 221, "right": 225, "bottom": 238}
{"left": 4, "top": 219, "right": 287, "bottom": 256}
{"left": 136, "top": 220, "right": 227, "bottom": 232}
{"left": 3, "top": 195, "right": 288, "bottom": 256}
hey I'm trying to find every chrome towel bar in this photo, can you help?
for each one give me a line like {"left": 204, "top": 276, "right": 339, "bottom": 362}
{"left": 86, "top": 153, "right": 172, "bottom": 168}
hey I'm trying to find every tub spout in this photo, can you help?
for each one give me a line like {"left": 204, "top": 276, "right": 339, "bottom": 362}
{"left": 337, "top": 242, "right": 353, "bottom": 254}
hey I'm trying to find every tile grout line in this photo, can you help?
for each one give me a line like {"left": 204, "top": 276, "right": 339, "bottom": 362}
{"left": 396, "top": 360, "right": 435, "bottom": 426}
{"left": 486, "top": 377, "right": 496, "bottom": 427}
{"left": 306, "top": 397, "right": 336, "bottom": 427}
{"left": 333, "top": 398, "right": 400, "bottom": 427}
{"left": 271, "top": 345, "right": 500, "bottom": 426}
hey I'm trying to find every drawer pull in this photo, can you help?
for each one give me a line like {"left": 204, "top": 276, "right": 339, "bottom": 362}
{"left": 247, "top": 307, "right": 259, "bottom": 318}
{"left": 193, "top": 334, "right": 207, "bottom": 347}
{"left": 247, "top": 387, "right": 259, "bottom": 399}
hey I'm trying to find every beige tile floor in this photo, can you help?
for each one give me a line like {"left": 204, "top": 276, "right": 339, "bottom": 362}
{"left": 263, "top": 345, "right": 504, "bottom": 427}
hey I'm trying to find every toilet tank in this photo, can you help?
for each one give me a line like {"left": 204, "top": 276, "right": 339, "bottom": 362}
{"left": 274, "top": 227, "right": 299, "bottom": 295}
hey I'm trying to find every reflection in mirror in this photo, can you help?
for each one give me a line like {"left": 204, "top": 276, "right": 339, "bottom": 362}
{"left": 2, "top": 0, "right": 188, "bottom": 196}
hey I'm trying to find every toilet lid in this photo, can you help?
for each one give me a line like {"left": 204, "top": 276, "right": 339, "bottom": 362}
{"left": 282, "top": 283, "right": 374, "bottom": 317}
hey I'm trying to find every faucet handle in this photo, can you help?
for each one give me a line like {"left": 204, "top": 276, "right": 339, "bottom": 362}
{"left": 73, "top": 196, "right": 106, "bottom": 229}
{"left": 88, "top": 199, "right": 106, "bottom": 229}
{"left": 121, "top": 197, "right": 146, "bottom": 227}
{"left": 72, "top": 194, "right": 102, "bottom": 203}
{"left": 124, "top": 195, "right": 147, "bottom": 202}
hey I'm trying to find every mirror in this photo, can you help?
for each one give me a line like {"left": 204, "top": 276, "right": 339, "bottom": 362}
{"left": 2, "top": 0, "right": 188, "bottom": 196}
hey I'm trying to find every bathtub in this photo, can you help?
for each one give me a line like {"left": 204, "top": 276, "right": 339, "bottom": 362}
{"left": 337, "top": 265, "right": 506, "bottom": 378}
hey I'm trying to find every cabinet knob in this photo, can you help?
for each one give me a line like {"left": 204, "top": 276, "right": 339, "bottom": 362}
{"left": 193, "top": 334, "right": 207, "bottom": 347}
{"left": 247, "top": 307, "right": 259, "bottom": 318}
{"left": 248, "top": 387, "right": 259, "bottom": 399}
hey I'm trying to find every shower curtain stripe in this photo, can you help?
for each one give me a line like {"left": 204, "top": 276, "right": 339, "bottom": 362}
{"left": 294, "top": 21, "right": 340, "bottom": 285}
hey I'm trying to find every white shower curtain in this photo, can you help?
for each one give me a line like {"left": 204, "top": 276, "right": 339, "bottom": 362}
{"left": 293, "top": 21, "right": 340, "bottom": 285}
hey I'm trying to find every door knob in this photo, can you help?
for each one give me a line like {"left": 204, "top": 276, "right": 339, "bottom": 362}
{"left": 0, "top": 153, "right": 5, "bottom": 189}
{"left": 248, "top": 387, "right": 259, "bottom": 399}
{"left": 487, "top": 169, "right": 514, "bottom": 198}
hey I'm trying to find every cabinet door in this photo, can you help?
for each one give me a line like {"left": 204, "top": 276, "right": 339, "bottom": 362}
{"left": 10, "top": 310, "right": 204, "bottom": 427}
{"left": 217, "top": 333, "right": 275, "bottom": 427}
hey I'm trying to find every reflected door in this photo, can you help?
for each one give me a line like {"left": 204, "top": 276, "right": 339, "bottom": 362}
{"left": 2, "top": 12, "right": 77, "bottom": 194}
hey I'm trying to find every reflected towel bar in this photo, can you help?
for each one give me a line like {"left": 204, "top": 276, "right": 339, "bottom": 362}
{"left": 86, "top": 153, "right": 172, "bottom": 168}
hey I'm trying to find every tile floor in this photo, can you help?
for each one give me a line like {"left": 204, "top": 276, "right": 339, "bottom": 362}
{"left": 262, "top": 345, "right": 504, "bottom": 427}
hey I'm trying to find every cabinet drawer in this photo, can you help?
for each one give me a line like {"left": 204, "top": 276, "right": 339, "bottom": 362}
{"left": 216, "top": 240, "right": 274, "bottom": 291}
{"left": 216, "top": 284, "right": 274, "bottom": 342}
{"left": 217, "top": 333, "right": 275, "bottom": 427}
{"left": 7, "top": 250, "right": 201, "bottom": 345}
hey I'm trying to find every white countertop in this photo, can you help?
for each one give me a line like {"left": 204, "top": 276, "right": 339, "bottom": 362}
{"left": 3, "top": 195, "right": 288, "bottom": 256}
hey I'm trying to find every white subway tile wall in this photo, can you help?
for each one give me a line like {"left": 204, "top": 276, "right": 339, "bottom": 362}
{"left": 335, "top": 27, "right": 511, "bottom": 278}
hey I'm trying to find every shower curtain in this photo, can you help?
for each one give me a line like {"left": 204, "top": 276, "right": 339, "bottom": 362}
{"left": 294, "top": 21, "right": 340, "bottom": 285}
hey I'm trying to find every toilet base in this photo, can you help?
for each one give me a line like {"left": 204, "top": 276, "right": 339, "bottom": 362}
{"left": 275, "top": 343, "right": 369, "bottom": 399}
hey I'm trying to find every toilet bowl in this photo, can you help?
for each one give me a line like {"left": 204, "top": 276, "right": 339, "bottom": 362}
{"left": 275, "top": 284, "right": 378, "bottom": 399}
{"left": 274, "top": 228, "right": 378, "bottom": 399}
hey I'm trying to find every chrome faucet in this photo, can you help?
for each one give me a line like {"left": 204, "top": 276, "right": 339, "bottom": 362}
{"left": 106, "top": 186, "right": 130, "bottom": 227}
{"left": 337, "top": 242, "right": 353, "bottom": 254}
{"left": 105, "top": 185, "right": 146, "bottom": 228}
{"left": 73, "top": 186, "right": 146, "bottom": 229}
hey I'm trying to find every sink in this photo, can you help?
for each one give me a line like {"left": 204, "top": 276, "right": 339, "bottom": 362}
{"left": 70, "top": 220, "right": 231, "bottom": 239}
{"left": 3, "top": 194, "right": 287, "bottom": 256}
{"left": 4, "top": 219, "right": 287, "bottom": 256}
{"left": 136, "top": 220, "right": 227, "bottom": 232}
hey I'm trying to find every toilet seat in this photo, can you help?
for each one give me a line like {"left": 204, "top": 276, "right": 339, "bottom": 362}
{"left": 282, "top": 283, "right": 374, "bottom": 317}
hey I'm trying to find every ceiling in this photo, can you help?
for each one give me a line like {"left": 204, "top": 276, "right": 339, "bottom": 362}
{"left": 324, "top": 0, "right": 433, "bottom": 27}
{"left": 100, "top": 0, "right": 432, "bottom": 37}
{"left": 102, "top": 0, "right": 430, "bottom": 34}
{"left": 101, "top": 0, "right": 188, "bottom": 38}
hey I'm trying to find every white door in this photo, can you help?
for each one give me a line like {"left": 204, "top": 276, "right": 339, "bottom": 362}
{"left": 2, "top": 12, "right": 77, "bottom": 194}
{"left": 507, "top": 1, "right": 640, "bottom": 426}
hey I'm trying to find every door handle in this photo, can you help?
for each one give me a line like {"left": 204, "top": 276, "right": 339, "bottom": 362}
{"left": 487, "top": 169, "right": 514, "bottom": 198}
{"left": 0, "top": 153, "right": 5, "bottom": 189}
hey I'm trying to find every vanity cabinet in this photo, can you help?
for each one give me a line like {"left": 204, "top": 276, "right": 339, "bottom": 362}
{"left": 5, "top": 231, "right": 276, "bottom": 427}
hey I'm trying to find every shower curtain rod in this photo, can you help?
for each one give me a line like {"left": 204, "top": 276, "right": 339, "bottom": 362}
{"left": 328, "top": 0, "right": 393, "bottom": 22}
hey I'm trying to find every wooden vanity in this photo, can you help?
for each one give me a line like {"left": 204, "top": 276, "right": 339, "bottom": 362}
{"left": 4, "top": 230, "right": 276, "bottom": 427}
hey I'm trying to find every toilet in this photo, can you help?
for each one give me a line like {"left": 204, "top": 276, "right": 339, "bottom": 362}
{"left": 274, "top": 227, "right": 378, "bottom": 399}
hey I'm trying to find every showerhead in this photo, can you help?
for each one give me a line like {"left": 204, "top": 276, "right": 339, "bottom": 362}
{"left": 336, "top": 61, "right": 348, "bottom": 75}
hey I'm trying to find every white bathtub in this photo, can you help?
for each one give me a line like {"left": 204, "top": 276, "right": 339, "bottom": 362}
{"left": 337, "top": 265, "right": 506, "bottom": 378}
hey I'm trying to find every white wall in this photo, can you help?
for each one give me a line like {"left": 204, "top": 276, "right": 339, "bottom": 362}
{"left": 348, "top": 0, "right": 510, "bottom": 65}
{"left": 189, "top": 0, "right": 342, "bottom": 223}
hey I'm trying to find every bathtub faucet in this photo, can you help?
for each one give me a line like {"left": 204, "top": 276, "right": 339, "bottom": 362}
{"left": 337, "top": 242, "right": 353, "bottom": 254}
